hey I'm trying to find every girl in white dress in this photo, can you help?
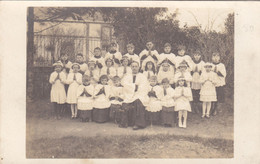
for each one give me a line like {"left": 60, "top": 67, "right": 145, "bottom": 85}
{"left": 174, "top": 62, "right": 192, "bottom": 87}
{"left": 174, "top": 77, "right": 193, "bottom": 128}
{"left": 92, "top": 75, "right": 111, "bottom": 123}
{"left": 117, "top": 56, "right": 132, "bottom": 79}
{"left": 142, "top": 59, "right": 156, "bottom": 81}
{"left": 49, "top": 61, "right": 67, "bottom": 119}
{"left": 77, "top": 75, "right": 95, "bottom": 122}
{"left": 146, "top": 76, "right": 163, "bottom": 126}
{"left": 200, "top": 63, "right": 218, "bottom": 118}
{"left": 84, "top": 60, "right": 101, "bottom": 83}
{"left": 160, "top": 78, "right": 176, "bottom": 127}
{"left": 100, "top": 57, "right": 117, "bottom": 85}
{"left": 67, "top": 63, "right": 82, "bottom": 119}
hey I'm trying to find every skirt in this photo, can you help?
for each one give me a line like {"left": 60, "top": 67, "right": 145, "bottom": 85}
{"left": 161, "top": 106, "right": 175, "bottom": 126}
{"left": 92, "top": 108, "right": 110, "bottom": 123}
{"left": 79, "top": 110, "right": 92, "bottom": 121}
{"left": 216, "top": 86, "right": 225, "bottom": 103}
{"left": 109, "top": 104, "right": 122, "bottom": 123}
{"left": 192, "top": 89, "right": 200, "bottom": 102}
{"left": 145, "top": 110, "right": 161, "bottom": 125}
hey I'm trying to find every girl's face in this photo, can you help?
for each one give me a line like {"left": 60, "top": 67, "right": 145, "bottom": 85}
{"left": 127, "top": 47, "right": 134, "bottom": 54}
{"left": 205, "top": 66, "right": 212, "bottom": 72}
{"left": 162, "top": 65, "right": 169, "bottom": 72}
{"left": 194, "top": 54, "right": 201, "bottom": 61}
{"left": 146, "top": 42, "right": 153, "bottom": 50}
{"left": 101, "top": 78, "right": 108, "bottom": 85}
{"left": 149, "top": 79, "right": 157, "bottom": 86}
{"left": 147, "top": 62, "right": 153, "bottom": 70}
{"left": 72, "top": 65, "right": 80, "bottom": 73}
{"left": 122, "top": 59, "right": 129, "bottom": 67}
{"left": 178, "top": 80, "right": 185, "bottom": 87}
{"left": 55, "top": 65, "right": 62, "bottom": 72}
{"left": 164, "top": 46, "right": 171, "bottom": 53}
{"left": 178, "top": 49, "right": 185, "bottom": 56}
{"left": 61, "top": 55, "right": 68, "bottom": 61}
{"left": 212, "top": 55, "right": 220, "bottom": 63}
{"left": 106, "top": 60, "right": 113, "bottom": 67}
{"left": 94, "top": 49, "right": 101, "bottom": 57}
{"left": 76, "top": 56, "right": 84, "bottom": 63}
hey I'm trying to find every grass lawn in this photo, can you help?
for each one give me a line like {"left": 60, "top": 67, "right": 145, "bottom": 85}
{"left": 27, "top": 134, "right": 233, "bottom": 158}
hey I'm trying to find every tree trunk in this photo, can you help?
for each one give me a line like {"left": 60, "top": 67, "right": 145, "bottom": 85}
{"left": 27, "top": 7, "right": 34, "bottom": 102}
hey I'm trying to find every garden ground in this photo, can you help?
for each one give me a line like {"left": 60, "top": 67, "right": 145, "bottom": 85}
{"left": 26, "top": 98, "right": 233, "bottom": 158}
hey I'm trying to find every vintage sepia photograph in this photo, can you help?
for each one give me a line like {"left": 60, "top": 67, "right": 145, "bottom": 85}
{"left": 26, "top": 7, "right": 234, "bottom": 158}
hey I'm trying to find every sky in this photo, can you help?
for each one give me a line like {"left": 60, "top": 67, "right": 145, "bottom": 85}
{"left": 169, "top": 8, "right": 234, "bottom": 33}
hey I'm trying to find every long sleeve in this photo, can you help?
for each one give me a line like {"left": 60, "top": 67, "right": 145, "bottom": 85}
{"left": 218, "top": 63, "right": 227, "bottom": 78}
{"left": 76, "top": 73, "right": 83, "bottom": 84}
{"left": 77, "top": 85, "right": 84, "bottom": 97}
{"left": 200, "top": 72, "right": 208, "bottom": 84}
{"left": 49, "top": 72, "right": 57, "bottom": 84}
{"left": 66, "top": 73, "right": 74, "bottom": 84}
{"left": 59, "top": 72, "right": 67, "bottom": 84}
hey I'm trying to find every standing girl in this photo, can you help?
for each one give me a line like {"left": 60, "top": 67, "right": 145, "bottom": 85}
{"left": 200, "top": 63, "right": 218, "bottom": 118}
{"left": 174, "top": 77, "right": 193, "bottom": 128}
{"left": 191, "top": 50, "right": 205, "bottom": 113}
{"left": 49, "top": 61, "right": 67, "bottom": 119}
{"left": 66, "top": 63, "right": 82, "bottom": 119}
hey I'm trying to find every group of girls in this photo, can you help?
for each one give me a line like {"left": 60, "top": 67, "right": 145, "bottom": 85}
{"left": 49, "top": 41, "right": 226, "bottom": 129}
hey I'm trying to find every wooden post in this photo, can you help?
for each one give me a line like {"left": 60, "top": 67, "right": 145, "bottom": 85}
{"left": 27, "top": 7, "right": 34, "bottom": 102}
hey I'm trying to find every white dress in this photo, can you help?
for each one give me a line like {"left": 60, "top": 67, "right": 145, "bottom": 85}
{"left": 199, "top": 71, "right": 218, "bottom": 102}
{"left": 121, "top": 73, "right": 149, "bottom": 106}
{"left": 84, "top": 68, "right": 101, "bottom": 83}
{"left": 93, "top": 84, "right": 111, "bottom": 109}
{"left": 161, "top": 87, "right": 175, "bottom": 107}
{"left": 174, "top": 86, "right": 193, "bottom": 112}
{"left": 77, "top": 84, "right": 95, "bottom": 110}
{"left": 66, "top": 72, "right": 82, "bottom": 104}
{"left": 191, "top": 60, "right": 205, "bottom": 90}
{"left": 49, "top": 71, "right": 67, "bottom": 104}
{"left": 146, "top": 85, "right": 163, "bottom": 112}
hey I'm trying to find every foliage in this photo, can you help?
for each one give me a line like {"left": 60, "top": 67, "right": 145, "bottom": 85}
{"left": 33, "top": 7, "right": 234, "bottom": 92}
